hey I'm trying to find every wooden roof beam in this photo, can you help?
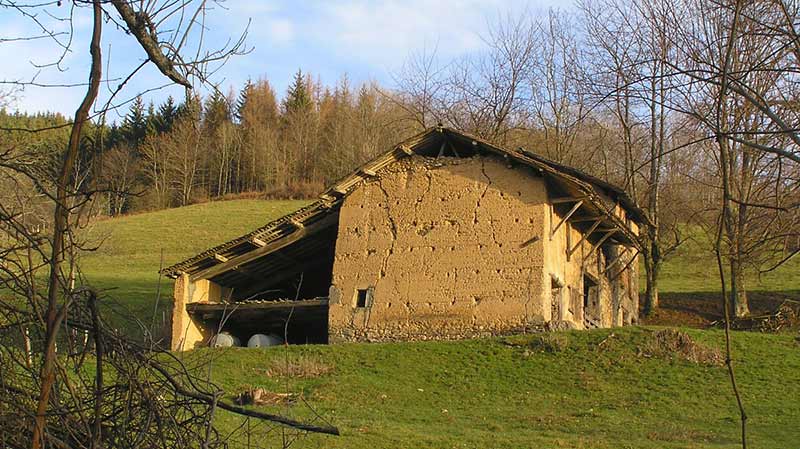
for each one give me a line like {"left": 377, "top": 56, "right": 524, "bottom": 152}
{"left": 359, "top": 167, "right": 377, "bottom": 177}
{"left": 398, "top": 144, "right": 414, "bottom": 155}
{"left": 190, "top": 213, "right": 338, "bottom": 282}
{"left": 550, "top": 200, "right": 584, "bottom": 239}
{"left": 567, "top": 219, "right": 602, "bottom": 257}
{"left": 551, "top": 196, "right": 589, "bottom": 204}
{"left": 588, "top": 230, "right": 617, "bottom": 256}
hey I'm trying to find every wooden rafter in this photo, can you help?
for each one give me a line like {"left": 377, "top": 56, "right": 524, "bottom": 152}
{"left": 551, "top": 196, "right": 588, "bottom": 204}
{"left": 608, "top": 248, "right": 641, "bottom": 281}
{"left": 588, "top": 230, "right": 616, "bottom": 256}
{"left": 567, "top": 220, "right": 602, "bottom": 257}
{"left": 602, "top": 248, "right": 631, "bottom": 275}
{"left": 550, "top": 200, "right": 584, "bottom": 238}
{"left": 190, "top": 214, "right": 338, "bottom": 281}
{"left": 570, "top": 215, "right": 604, "bottom": 223}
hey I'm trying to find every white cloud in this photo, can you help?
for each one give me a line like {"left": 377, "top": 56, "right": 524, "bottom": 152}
{"left": 311, "top": 0, "right": 501, "bottom": 67}
{"left": 266, "top": 18, "right": 294, "bottom": 44}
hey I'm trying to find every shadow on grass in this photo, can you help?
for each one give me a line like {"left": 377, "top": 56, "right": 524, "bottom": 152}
{"left": 641, "top": 290, "right": 800, "bottom": 327}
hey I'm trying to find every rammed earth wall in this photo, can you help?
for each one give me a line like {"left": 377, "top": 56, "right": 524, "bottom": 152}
{"left": 328, "top": 156, "right": 553, "bottom": 342}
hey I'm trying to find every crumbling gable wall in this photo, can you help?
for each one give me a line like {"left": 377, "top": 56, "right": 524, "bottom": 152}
{"left": 328, "top": 156, "right": 551, "bottom": 342}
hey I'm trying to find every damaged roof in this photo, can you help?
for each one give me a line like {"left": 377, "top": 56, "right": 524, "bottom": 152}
{"left": 161, "top": 127, "right": 646, "bottom": 279}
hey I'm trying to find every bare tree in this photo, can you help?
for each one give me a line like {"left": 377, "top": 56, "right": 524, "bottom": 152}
{"left": 0, "top": 1, "right": 338, "bottom": 447}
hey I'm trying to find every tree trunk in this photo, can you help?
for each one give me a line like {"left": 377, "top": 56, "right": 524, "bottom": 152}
{"left": 730, "top": 257, "right": 750, "bottom": 318}
{"left": 643, "top": 240, "right": 661, "bottom": 316}
{"left": 32, "top": 3, "right": 103, "bottom": 448}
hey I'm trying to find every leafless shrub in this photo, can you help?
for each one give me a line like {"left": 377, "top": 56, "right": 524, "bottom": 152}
{"left": 639, "top": 328, "right": 723, "bottom": 365}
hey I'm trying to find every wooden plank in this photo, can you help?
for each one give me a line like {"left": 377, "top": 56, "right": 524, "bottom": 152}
{"left": 214, "top": 254, "right": 229, "bottom": 263}
{"left": 252, "top": 237, "right": 266, "bottom": 247}
{"left": 570, "top": 215, "right": 604, "bottom": 223}
{"left": 550, "top": 200, "right": 584, "bottom": 238}
{"left": 187, "top": 298, "right": 329, "bottom": 314}
{"left": 602, "top": 248, "right": 630, "bottom": 275}
{"left": 190, "top": 213, "right": 338, "bottom": 281}
{"left": 289, "top": 218, "right": 305, "bottom": 229}
{"left": 398, "top": 144, "right": 413, "bottom": 155}
{"left": 607, "top": 248, "right": 641, "bottom": 281}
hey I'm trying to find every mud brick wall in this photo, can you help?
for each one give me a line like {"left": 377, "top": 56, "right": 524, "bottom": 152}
{"left": 328, "top": 156, "right": 552, "bottom": 342}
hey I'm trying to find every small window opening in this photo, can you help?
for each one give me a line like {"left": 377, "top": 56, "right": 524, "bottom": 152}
{"left": 355, "top": 289, "right": 369, "bottom": 308}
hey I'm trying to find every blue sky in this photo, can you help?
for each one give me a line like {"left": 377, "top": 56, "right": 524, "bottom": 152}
{"left": 1, "top": 0, "right": 568, "bottom": 120}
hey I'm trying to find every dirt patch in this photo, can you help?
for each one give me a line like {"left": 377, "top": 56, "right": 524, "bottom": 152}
{"left": 638, "top": 329, "right": 723, "bottom": 365}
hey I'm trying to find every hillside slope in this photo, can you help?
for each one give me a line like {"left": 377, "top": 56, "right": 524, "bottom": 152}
{"left": 200, "top": 328, "right": 799, "bottom": 449}
{"left": 79, "top": 199, "right": 800, "bottom": 332}
{"left": 77, "top": 200, "right": 800, "bottom": 448}
{"left": 81, "top": 199, "right": 309, "bottom": 332}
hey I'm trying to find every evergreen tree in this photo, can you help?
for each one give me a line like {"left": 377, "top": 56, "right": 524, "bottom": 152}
{"left": 283, "top": 69, "right": 312, "bottom": 114}
{"left": 146, "top": 101, "right": 158, "bottom": 136}
{"left": 121, "top": 96, "right": 147, "bottom": 145}
{"left": 156, "top": 95, "right": 178, "bottom": 133}
{"left": 235, "top": 79, "right": 253, "bottom": 123}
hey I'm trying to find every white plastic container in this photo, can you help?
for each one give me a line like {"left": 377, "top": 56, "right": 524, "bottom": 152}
{"left": 247, "top": 333, "right": 284, "bottom": 348}
{"left": 209, "top": 332, "right": 240, "bottom": 347}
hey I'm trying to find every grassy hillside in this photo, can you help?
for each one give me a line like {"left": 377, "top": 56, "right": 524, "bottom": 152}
{"left": 76, "top": 200, "right": 800, "bottom": 447}
{"left": 194, "top": 327, "right": 799, "bottom": 449}
{"left": 78, "top": 199, "right": 800, "bottom": 330}
{"left": 657, "top": 227, "right": 800, "bottom": 294}
{"left": 80, "top": 199, "right": 309, "bottom": 332}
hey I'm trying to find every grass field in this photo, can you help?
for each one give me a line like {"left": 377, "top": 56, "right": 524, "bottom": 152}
{"left": 77, "top": 199, "right": 800, "bottom": 448}
{"left": 80, "top": 200, "right": 309, "bottom": 333}
{"left": 194, "top": 327, "right": 800, "bottom": 449}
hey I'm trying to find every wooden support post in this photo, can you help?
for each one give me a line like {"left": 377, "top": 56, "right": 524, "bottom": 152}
{"left": 602, "top": 248, "right": 632, "bottom": 275}
{"left": 289, "top": 218, "right": 305, "bottom": 229}
{"left": 448, "top": 141, "right": 460, "bottom": 157}
{"left": 608, "top": 248, "right": 640, "bottom": 281}
{"left": 437, "top": 141, "right": 447, "bottom": 157}
{"left": 589, "top": 230, "right": 616, "bottom": 255}
{"left": 550, "top": 200, "right": 584, "bottom": 239}
{"left": 568, "top": 220, "right": 602, "bottom": 257}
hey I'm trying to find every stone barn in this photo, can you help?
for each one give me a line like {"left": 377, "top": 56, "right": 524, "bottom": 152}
{"left": 162, "top": 127, "right": 644, "bottom": 350}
